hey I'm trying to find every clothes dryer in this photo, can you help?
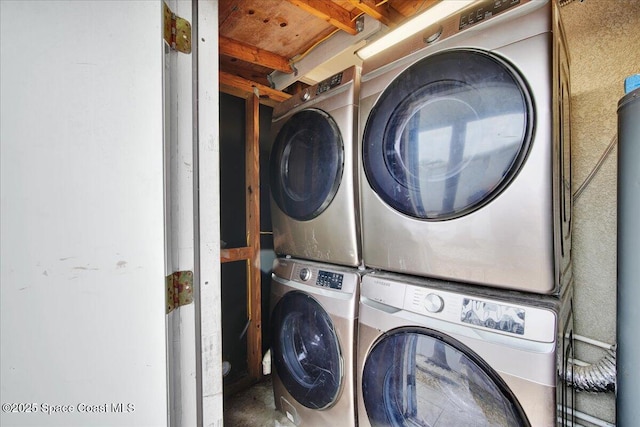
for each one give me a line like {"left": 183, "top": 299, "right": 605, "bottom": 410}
{"left": 358, "top": 0, "right": 572, "bottom": 293}
{"left": 357, "top": 271, "right": 574, "bottom": 427}
{"left": 270, "top": 66, "right": 361, "bottom": 267}
{"left": 270, "top": 257, "right": 361, "bottom": 426}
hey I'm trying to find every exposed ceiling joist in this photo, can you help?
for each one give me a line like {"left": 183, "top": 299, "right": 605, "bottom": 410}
{"left": 348, "top": 0, "right": 404, "bottom": 27}
{"left": 218, "top": 0, "right": 438, "bottom": 104}
{"left": 219, "top": 56, "right": 271, "bottom": 87}
{"left": 219, "top": 35, "right": 293, "bottom": 74}
{"left": 286, "top": 0, "right": 361, "bottom": 35}
{"left": 219, "top": 71, "right": 292, "bottom": 107}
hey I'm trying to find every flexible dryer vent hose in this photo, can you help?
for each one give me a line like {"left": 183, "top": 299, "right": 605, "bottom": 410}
{"left": 565, "top": 345, "right": 616, "bottom": 393}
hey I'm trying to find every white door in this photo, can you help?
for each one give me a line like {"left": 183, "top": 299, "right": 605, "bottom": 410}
{"left": 0, "top": 1, "right": 222, "bottom": 426}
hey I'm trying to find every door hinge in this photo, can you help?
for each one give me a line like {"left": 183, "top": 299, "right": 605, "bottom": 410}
{"left": 166, "top": 270, "right": 194, "bottom": 314}
{"left": 163, "top": 2, "right": 191, "bottom": 54}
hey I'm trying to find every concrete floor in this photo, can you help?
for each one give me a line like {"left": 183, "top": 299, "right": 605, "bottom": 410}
{"left": 224, "top": 376, "right": 296, "bottom": 427}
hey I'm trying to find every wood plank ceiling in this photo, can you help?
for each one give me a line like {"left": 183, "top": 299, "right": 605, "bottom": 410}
{"left": 218, "top": 0, "right": 439, "bottom": 106}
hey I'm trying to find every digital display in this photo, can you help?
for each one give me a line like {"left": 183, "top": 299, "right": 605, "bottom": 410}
{"left": 461, "top": 298, "right": 525, "bottom": 335}
{"left": 316, "top": 270, "right": 343, "bottom": 290}
{"left": 316, "top": 72, "right": 343, "bottom": 95}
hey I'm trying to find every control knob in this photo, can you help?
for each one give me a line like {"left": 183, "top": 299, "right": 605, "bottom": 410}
{"left": 423, "top": 293, "right": 444, "bottom": 313}
{"left": 301, "top": 88, "right": 311, "bottom": 102}
{"left": 299, "top": 268, "right": 311, "bottom": 282}
{"left": 424, "top": 24, "right": 443, "bottom": 44}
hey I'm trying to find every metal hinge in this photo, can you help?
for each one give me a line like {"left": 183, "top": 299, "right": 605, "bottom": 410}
{"left": 355, "top": 15, "right": 365, "bottom": 33}
{"left": 166, "top": 270, "right": 194, "bottom": 314}
{"left": 163, "top": 3, "right": 192, "bottom": 54}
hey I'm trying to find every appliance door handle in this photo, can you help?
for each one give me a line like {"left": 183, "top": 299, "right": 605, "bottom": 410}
{"left": 360, "top": 296, "right": 402, "bottom": 314}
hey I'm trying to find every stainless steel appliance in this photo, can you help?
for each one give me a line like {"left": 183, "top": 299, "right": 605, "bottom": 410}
{"left": 356, "top": 271, "right": 574, "bottom": 426}
{"left": 269, "top": 66, "right": 361, "bottom": 267}
{"left": 358, "top": 0, "right": 572, "bottom": 294}
{"left": 270, "top": 258, "right": 361, "bottom": 426}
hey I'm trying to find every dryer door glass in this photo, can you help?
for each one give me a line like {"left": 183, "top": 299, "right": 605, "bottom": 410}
{"left": 270, "top": 108, "right": 344, "bottom": 221}
{"left": 362, "top": 328, "right": 529, "bottom": 426}
{"left": 363, "top": 49, "right": 533, "bottom": 220}
{"left": 271, "top": 291, "right": 342, "bottom": 409}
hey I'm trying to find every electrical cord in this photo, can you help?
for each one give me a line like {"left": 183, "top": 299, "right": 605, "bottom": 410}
{"left": 572, "top": 133, "right": 617, "bottom": 203}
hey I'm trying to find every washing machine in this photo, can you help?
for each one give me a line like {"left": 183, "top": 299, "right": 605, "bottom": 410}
{"left": 270, "top": 257, "right": 361, "bottom": 426}
{"left": 269, "top": 66, "right": 361, "bottom": 267}
{"left": 356, "top": 271, "right": 574, "bottom": 427}
{"left": 358, "top": 0, "right": 572, "bottom": 294}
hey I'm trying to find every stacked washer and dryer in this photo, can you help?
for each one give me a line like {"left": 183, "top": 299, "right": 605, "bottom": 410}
{"left": 268, "top": 65, "right": 363, "bottom": 426}
{"left": 356, "top": 0, "right": 575, "bottom": 426}
{"left": 268, "top": 1, "right": 575, "bottom": 426}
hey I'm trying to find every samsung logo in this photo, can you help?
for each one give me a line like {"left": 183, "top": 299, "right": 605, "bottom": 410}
{"left": 373, "top": 279, "right": 391, "bottom": 287}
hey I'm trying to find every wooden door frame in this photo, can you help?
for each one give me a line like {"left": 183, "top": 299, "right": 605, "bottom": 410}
{"left": 219, "top": 89, "right": 262, "bottom": 390}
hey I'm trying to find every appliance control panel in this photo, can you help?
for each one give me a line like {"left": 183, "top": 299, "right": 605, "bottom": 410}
{"left": 459, "top": 297, "right": 525, "bottom": 335}
{"left": 459, "top": 0, "right": 522, "bottom": 30}
{"left": 405, "top": 284, "right": 554, "bottom": 341}
{"left": 361, "top": 274, "right": 556, "bottom": 342}
{"left": 272, "top": 66, "right": 357, "bottom": 117}
{"left": 287, "top": 260, "right": 356, "bottom": 293}
{"left": 316, "top": 72, "right": 343, "bottom": 95}
{"left": 316, "top": 269, "right": 344, "bottom": 290}
{"left": 361, "top": 0, "right": 537, "bottom": 74}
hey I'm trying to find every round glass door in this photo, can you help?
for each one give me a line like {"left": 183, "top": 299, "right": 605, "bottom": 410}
{"left": 270, "top": 108, "right": 344, "bottom": 221}
{"left": 362, "top": 49, "right": 533, "bottom": 220}
{"left": 362, "top": 328, "right": 529, "bottom": 426}
{"left": 271, "top": 291, "right": 343, "bottom": 409}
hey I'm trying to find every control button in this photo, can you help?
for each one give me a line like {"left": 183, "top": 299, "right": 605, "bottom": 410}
{"left": 424, "top": 25, "right": 443, "bottom": 44}
{"left": 423, "top": 293, "right": 444, "bottom": 313}
{"left": 299, "top": 268, "right": 311, "bottom": 281}
{"left": 330, "top": 73, "right": 342, "bottom": 87}
{"left": 301, "top": 89, "right": 311, "bottom": 101}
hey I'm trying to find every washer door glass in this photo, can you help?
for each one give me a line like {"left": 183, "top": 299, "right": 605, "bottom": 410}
{"left": 362, "top": 49, "right": 533, "bottom": 220}
{"left": 362, "top": 328, "right": 529, "bottom": 426}
{"left": 270, "top": 108, "right": 344, "bottom": 221}
{"left": 271, "top": 291, "right": 343, "bottom": 409}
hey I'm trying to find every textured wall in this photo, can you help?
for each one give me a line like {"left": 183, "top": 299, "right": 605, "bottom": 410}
{"left": 561, "top": 0, "right": 640, "bottom": 424}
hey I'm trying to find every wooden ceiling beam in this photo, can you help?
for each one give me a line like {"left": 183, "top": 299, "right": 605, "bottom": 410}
{"left": 219, "top": 71, "right": 291, "bottom": 107}
{"left": 219, "top": 36, "right": 293, "bottom": 74}
{"left": 348, "top": 0, "right": 405, "bottom": 27}
{"left": 286, "top": 0, "right": 360, "bottom": 35}
{"left": 219, "top": 56, "right": 272, "bottom": 88}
